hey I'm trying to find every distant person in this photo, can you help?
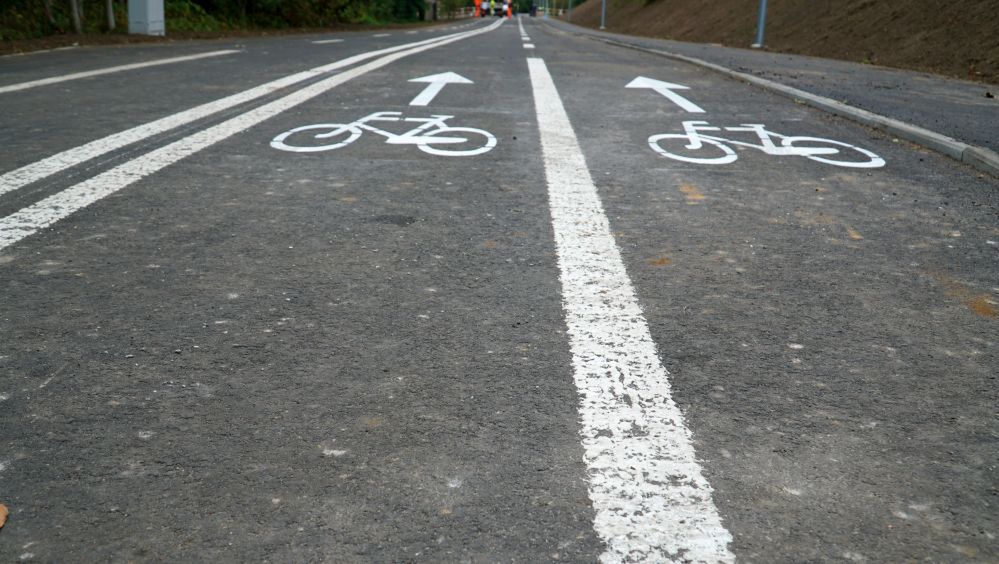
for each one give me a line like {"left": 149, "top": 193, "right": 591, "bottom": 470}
{"left": 530, "top": 3, "right": 537, "bottom": 16}
{"left": 480, "top": 0, "right": 489, "bottom": 17}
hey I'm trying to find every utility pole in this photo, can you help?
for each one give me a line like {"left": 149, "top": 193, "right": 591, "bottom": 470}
{"left": 751, "top": 0, "right": 768, "bottom": 48}
{"left": 599, "top": 0, "right": 606, "bottom": 30}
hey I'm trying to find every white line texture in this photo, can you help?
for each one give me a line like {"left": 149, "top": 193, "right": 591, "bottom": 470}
{"left": 0, "top": 26, "right": 493, "bottom": 198}
{"left": 0, "top": 50, "right": 240, "bottom": 94}
{"left": 0, "top": 19, "right": 504, "bottom": 252}
{"left": 527, "top": 57, "right": 734, "bottom": 563}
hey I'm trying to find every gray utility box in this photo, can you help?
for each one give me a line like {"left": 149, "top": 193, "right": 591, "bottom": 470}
{"left": 128, "top": 0, "right": 165, "bottom": 35}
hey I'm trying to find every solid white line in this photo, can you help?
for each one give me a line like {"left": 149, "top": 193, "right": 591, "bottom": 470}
{"left": 526, "top": 57, "right": 734, "bottom": 563}
{"left": 311, "top": 39, "right": 344, "bottom": 44}
{"left": 0, "top": 45, "right": 79, "bottom": 59}
{"left": 0, "top": 50, "right": 240, "bottom": 95}
{"left": 0, "top": 26, "right": 492, "bottom": 198}
{"left": 0, "top": 19, "right": 504, "bottom": 252}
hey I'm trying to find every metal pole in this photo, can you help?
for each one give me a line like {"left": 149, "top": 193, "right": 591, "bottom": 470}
{"left": 599, "top": 0, "right": 606, "bottom": 29}
{"left": 752, "top": 0, "right": 767, "bottom": 48}
{"left": 567, "top": 0, "right": 571, "bottom": 21}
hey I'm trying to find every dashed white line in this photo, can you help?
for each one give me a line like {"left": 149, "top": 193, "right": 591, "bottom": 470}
{"left": 0, "top": 19, "right": 504, "bottom": 252}
{"left": 311, "top": 39, "right": 344, "bottom": 44}
{"left": 524, "top": 43, "right": 535, "bottom": 49}
{"left": 527, "top": 56, "right": 734, "bottom": 563}
{"left": 0, "top": 50, "right": 240, "bottom": 94}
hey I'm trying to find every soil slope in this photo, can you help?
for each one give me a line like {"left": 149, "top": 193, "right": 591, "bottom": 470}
{"left": 567, "top": 0, "right": 999, "bottom": 83}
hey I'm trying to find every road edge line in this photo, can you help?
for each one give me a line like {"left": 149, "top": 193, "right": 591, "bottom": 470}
{"left": 562, "top": 28, "right": 999, "bottom": 178}
{"left": 527, "top": 56, "right": 735, "bottom": 563}
{"left": 0, "top": 49, "right": 242, "bottom": 94}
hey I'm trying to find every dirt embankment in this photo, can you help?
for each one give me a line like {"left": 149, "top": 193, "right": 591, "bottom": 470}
{"left": 567, "top": 0, "right": 999, "bottom": 84}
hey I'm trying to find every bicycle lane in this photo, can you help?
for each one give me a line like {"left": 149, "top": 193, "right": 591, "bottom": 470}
{"left": 529, "top": 21, "right": 997, "bottom": 563}
{"left": 0, "top": 17, "right": 607, "bottom": 563}
{"left": 0, "top": 20, "right": 496, "bottom": 200}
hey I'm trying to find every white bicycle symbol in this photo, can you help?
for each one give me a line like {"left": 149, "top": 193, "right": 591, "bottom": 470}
{"left": 271, "top": 111, "right": 497, "bottom": 156}
{"left": 649, "top": 120, "right": 885, "bottom": 168}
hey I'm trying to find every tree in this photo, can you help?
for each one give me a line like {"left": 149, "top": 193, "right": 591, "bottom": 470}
{"left": 105, "top": 0, "right": 115, "bottom": 30}
{"left": 41, "top": 0, "right": 57, "bottom": 26}
{"left": 69, "top": 0, "right": 83, "bottom": 33}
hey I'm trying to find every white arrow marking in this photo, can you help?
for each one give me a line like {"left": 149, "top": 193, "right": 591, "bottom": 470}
{"left": 408, "top": 72, "right": 473, "bottom": 106}
{"left": 626, "top": 76, "right": 705, "bottom": 113}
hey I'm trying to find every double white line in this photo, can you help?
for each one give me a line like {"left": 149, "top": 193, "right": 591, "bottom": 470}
{"left": 0, "top": 19, "right": 503, "bottom": 251}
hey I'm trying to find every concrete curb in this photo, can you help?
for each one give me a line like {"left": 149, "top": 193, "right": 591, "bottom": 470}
{"left": 569, "top": 30, "right": 999, "bottom": 178}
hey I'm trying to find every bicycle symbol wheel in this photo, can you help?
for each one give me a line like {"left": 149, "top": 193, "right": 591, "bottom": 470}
{"left": 781, "top": 136, "right": 885, "bottom": 168}
{"left": 270, "top": 123, "right": 362, "bottom": 153}
{"left": 647, "top": 134, "right": 738, "bottom": 165}
{"left": 417, "top": 127, "right": 497, "bottom": 157}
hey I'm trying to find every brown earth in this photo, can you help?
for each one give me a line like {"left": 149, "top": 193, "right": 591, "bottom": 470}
{"left": 566, "top": 0, "right": 999, "bottom": 84}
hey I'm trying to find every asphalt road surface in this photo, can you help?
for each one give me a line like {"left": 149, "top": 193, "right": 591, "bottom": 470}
{"left": 1, "top": 16, "right": 996, "bottom": 563}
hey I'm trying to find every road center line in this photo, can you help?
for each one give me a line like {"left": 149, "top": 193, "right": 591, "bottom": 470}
{"left": 0, "top": 19, "right": 504, "bottom": 252}
{"left": 0, "top": 50, "right": 240, "bottom": 94}
{"left": 526, "top": 57, "right": 735, "bottom": 563}
{"left": 0, "top": 25, "right": 492, "bottom": 198}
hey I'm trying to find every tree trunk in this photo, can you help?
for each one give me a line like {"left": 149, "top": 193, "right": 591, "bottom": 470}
{"left": 69, "top": 0, "right": 83, "bottom": 33}
{"left": 41, "top": 0, "right": 57, "bottom": 25}
{"left": 105, "top": 0, "right": 115, "bottom": 30}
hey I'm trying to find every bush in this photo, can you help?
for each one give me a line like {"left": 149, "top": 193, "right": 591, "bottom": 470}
{"left": 166, "top": 0, "right": 224, "bottom": 31}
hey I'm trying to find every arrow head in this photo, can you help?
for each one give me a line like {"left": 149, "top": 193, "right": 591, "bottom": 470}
{"left": 409, "top": 72, "right": 474, "bottom": 85}
{"left": 625, "top": 76, "right": 690, "bottom": 91}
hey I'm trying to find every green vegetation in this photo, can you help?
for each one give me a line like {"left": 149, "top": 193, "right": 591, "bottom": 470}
{"left": 0, "top": 0, "right": 468, "bottom": 40}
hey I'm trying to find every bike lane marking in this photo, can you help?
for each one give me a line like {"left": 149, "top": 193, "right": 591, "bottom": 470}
{"left": 528, "top": 56, "right": 735, "bottom": 563}
{"left": 0, "top": 50, "right": 240, "bottom": 95}
{"left": 0, "top": 24, "right": 495, "bottom": 198}
{"left": 0, "top": 19, "right": 505, "bottom": 252}
{"left": 269, "top": 111, "right": 497, "bottom": 156}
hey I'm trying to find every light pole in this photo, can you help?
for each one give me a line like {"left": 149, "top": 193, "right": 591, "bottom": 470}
{"left": 751, "top": 0, "right": 768, "bottom": 48}
{"left": 599, "top": 0, "right": 606, "bottom": 30}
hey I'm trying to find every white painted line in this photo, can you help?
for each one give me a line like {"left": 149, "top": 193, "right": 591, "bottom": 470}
{"left": 373, "top": 33, "right": 391, "bottom": 37}
{"left": 526, "top": 57, "right": 734, "bottom": 563}
{"left": 0, "top": 20, "right": 504, "bottom": 252}
{"left": 0, "top": 26, "right": 493, "bottom": 197}
{"left": 0, "top": 50, "right": 240, "bottom": 95}
{"left": 0, "top": 45, "right": 79, "bottom": 59}
{"left": 523, "top": 43, "right": 535, "bottom": 49}
{"left": 311, "top": 39, "right": 344, "bottom": 44}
